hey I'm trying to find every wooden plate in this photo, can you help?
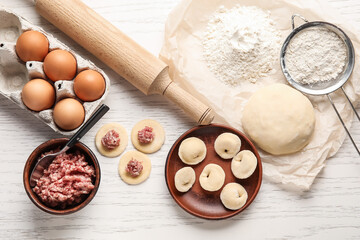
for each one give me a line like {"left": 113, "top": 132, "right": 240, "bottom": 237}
{"left": 165, "top": 124, "right": 262, "bottom": 220}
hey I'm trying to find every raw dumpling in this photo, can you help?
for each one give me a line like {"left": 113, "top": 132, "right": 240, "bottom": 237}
{"left": 220, "top": 182, "right": 248, "bottom": 210}
{"left": 214, "top": 132, "right": 241, "bottom": 159}
{"left": 178, "top": 137, "right": 207, "bottom": 165}
{"left": 199, "top": 163, "right": 225, "bottom": 192}
{"left": 231, "top": 150, "right": 257, "bottom": 179}
{"left": 174, "top": 167, "right": 196, "bottom": 192}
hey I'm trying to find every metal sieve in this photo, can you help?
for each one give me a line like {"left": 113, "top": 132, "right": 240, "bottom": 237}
{"left": 280, "top": 14, "right": 360, "bottom": 155}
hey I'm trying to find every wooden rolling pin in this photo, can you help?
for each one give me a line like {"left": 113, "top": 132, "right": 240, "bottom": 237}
{"left": 33, "top": 0, "right": 214, "bottom": 125}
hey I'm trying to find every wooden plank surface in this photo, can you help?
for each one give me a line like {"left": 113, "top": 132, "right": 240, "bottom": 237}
{"left": 0, "top": 0, "right": 360, "bottom": 239}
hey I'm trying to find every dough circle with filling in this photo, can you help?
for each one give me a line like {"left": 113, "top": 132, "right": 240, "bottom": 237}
{"left": 220, "top": 182, "right": 248, "bottom": 210}
{"left": 174, "top": 167, "right": 196, "bottom": 192}
{"left": 178, "top": 137, "right": 207, "bottom": 165}
{"left": 199, "top": 163, "right": 225, "bottom": 192}
{"left": 242, "top": 83, "right": 315, "bottom": 155}
{"left": 214, "top": 132, "right": 241, "bottom": 159}
{"left": 131, "top": 119, "right": 165, "bottom": 154}
{"left": 95, "top": 123, "right": 128, "bottom": 158}
{"left": 118, "top": 150, "right": 151, "bottom": 185}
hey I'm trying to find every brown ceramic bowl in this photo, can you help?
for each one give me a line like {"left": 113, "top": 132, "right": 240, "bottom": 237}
{"left": 23, "top": 138, "right": 101, "bottom": 215}
{"left": 165, "top": 124, "right": 262, "bottom": 220}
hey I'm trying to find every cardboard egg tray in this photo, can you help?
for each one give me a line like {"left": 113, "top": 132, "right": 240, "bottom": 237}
{"left": 0, "top": 8, "right": 110, "bottom": 135}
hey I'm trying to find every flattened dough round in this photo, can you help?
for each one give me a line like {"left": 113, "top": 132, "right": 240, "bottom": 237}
{"left": 220, "top": 182, "right": 248, "bottom": 210}
{"left": 199, "top": 163, "right": 225, "bottom": 192}
{"left": 131, "top": 119, "right": 165, "bottom": 154}
{"left": 242, "top": 83, "right": 315, "bottom": 155}
{"left": 118, "top": 150, "right": 151, "bottom": 185}
{"left": 95, "top": 123, "right": 128, "bottom": 158}
{"left": 231, "top": 150, "right": 257, "bottom": 179}
{"left": 178, "top": 137, "right": 206, "bottom": 165}
{"left": 214, "top": 132, "right": 241, "bottom": 159}
{"left": 174, "top": 167, "right": 196, "bottom": 193}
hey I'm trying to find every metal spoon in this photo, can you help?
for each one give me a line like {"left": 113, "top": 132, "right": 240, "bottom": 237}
{"left": 30, "top": 104, "right": 109, "bottom": 187}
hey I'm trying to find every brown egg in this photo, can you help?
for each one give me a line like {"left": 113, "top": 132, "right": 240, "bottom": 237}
{"left": 16, "top": 30, "right": 49, "bottom": 62}
{"left": 43, "top": 49, "right": 77, "bottom": 82}
{"left": 21, "top": 79, "right": 55, "bottom": 112}
{"left": 74, "top": 70, "right": 106, "bottom": 101}
{"left": 53, "top": 98, "right": 85, "bottom": 131}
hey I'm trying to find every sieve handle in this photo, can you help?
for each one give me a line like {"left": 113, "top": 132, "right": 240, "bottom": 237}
{"left": 341, "top": 87, "right": 360, "bottom": 122}
{"left": 327, "top": 94, "right": 360, "bottom": 155}
{"left": 291, "top": 14, "right": 309, "bottom": 30}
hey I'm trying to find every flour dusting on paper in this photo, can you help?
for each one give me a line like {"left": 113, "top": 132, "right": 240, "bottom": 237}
{"left": 202, "top": 5, "right": 281, "bottom": 86}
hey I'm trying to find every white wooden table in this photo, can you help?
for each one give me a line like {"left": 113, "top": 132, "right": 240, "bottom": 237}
{"left": 1, "top": 0, "right": 360, "bottom": 239}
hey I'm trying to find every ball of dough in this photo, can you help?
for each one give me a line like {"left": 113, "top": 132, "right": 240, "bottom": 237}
{"left": 178, "top": 137, "right": 206, "bottom": 165}
{"left": 242, "top": 83, "right": 315, "bottom": 155}
{"left": 174, "top": 167, "right": 196, "bottom": 193}
{"left": 231, "top": 150, "right": 257, "bottom": 179}
{"left": 220, "top": 182, "right": 248, "bottom": 210}
{"left": 214, "top": 132, "right": 241, "bottom": 159}
{"left": 199, "top": 163, "right": 225, "bottom": 192}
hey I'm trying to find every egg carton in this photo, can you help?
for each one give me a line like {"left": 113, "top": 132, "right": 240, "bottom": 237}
{"left": 0, "top": 8, "right": 110, "bottom": 135}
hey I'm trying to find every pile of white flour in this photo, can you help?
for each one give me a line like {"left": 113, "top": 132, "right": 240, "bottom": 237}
{"left": 285, "top": 26, "right": 347, "bottom": 85}
{"left": 202, "top": 5, "right": 281, "bottom": 86}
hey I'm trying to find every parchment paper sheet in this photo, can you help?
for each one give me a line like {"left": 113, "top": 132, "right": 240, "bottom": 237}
{"left": 159, "top": 0, "right": 360, "bottom": 191}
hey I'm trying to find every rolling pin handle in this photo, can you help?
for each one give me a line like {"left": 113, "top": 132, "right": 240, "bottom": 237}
{"left": 163, "top": 81, "right": 214, "bottom": 125}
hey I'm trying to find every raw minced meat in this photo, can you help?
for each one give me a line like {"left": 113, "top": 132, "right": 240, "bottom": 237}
{"left": 33, "top": 150, "right": 95, "bottom": 209}
{"left": 101, "top": 129, "right": 120, "bottom": 149}
{"left": 125, "top": 158, "right": 143, "bottom": 177}
{"left": 137, "top": 126, "right": 155, "bottom": 144}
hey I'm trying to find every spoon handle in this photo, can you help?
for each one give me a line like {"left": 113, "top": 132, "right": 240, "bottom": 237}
{"left": 66, "top": 104, "right": 110, "bottom": 148}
